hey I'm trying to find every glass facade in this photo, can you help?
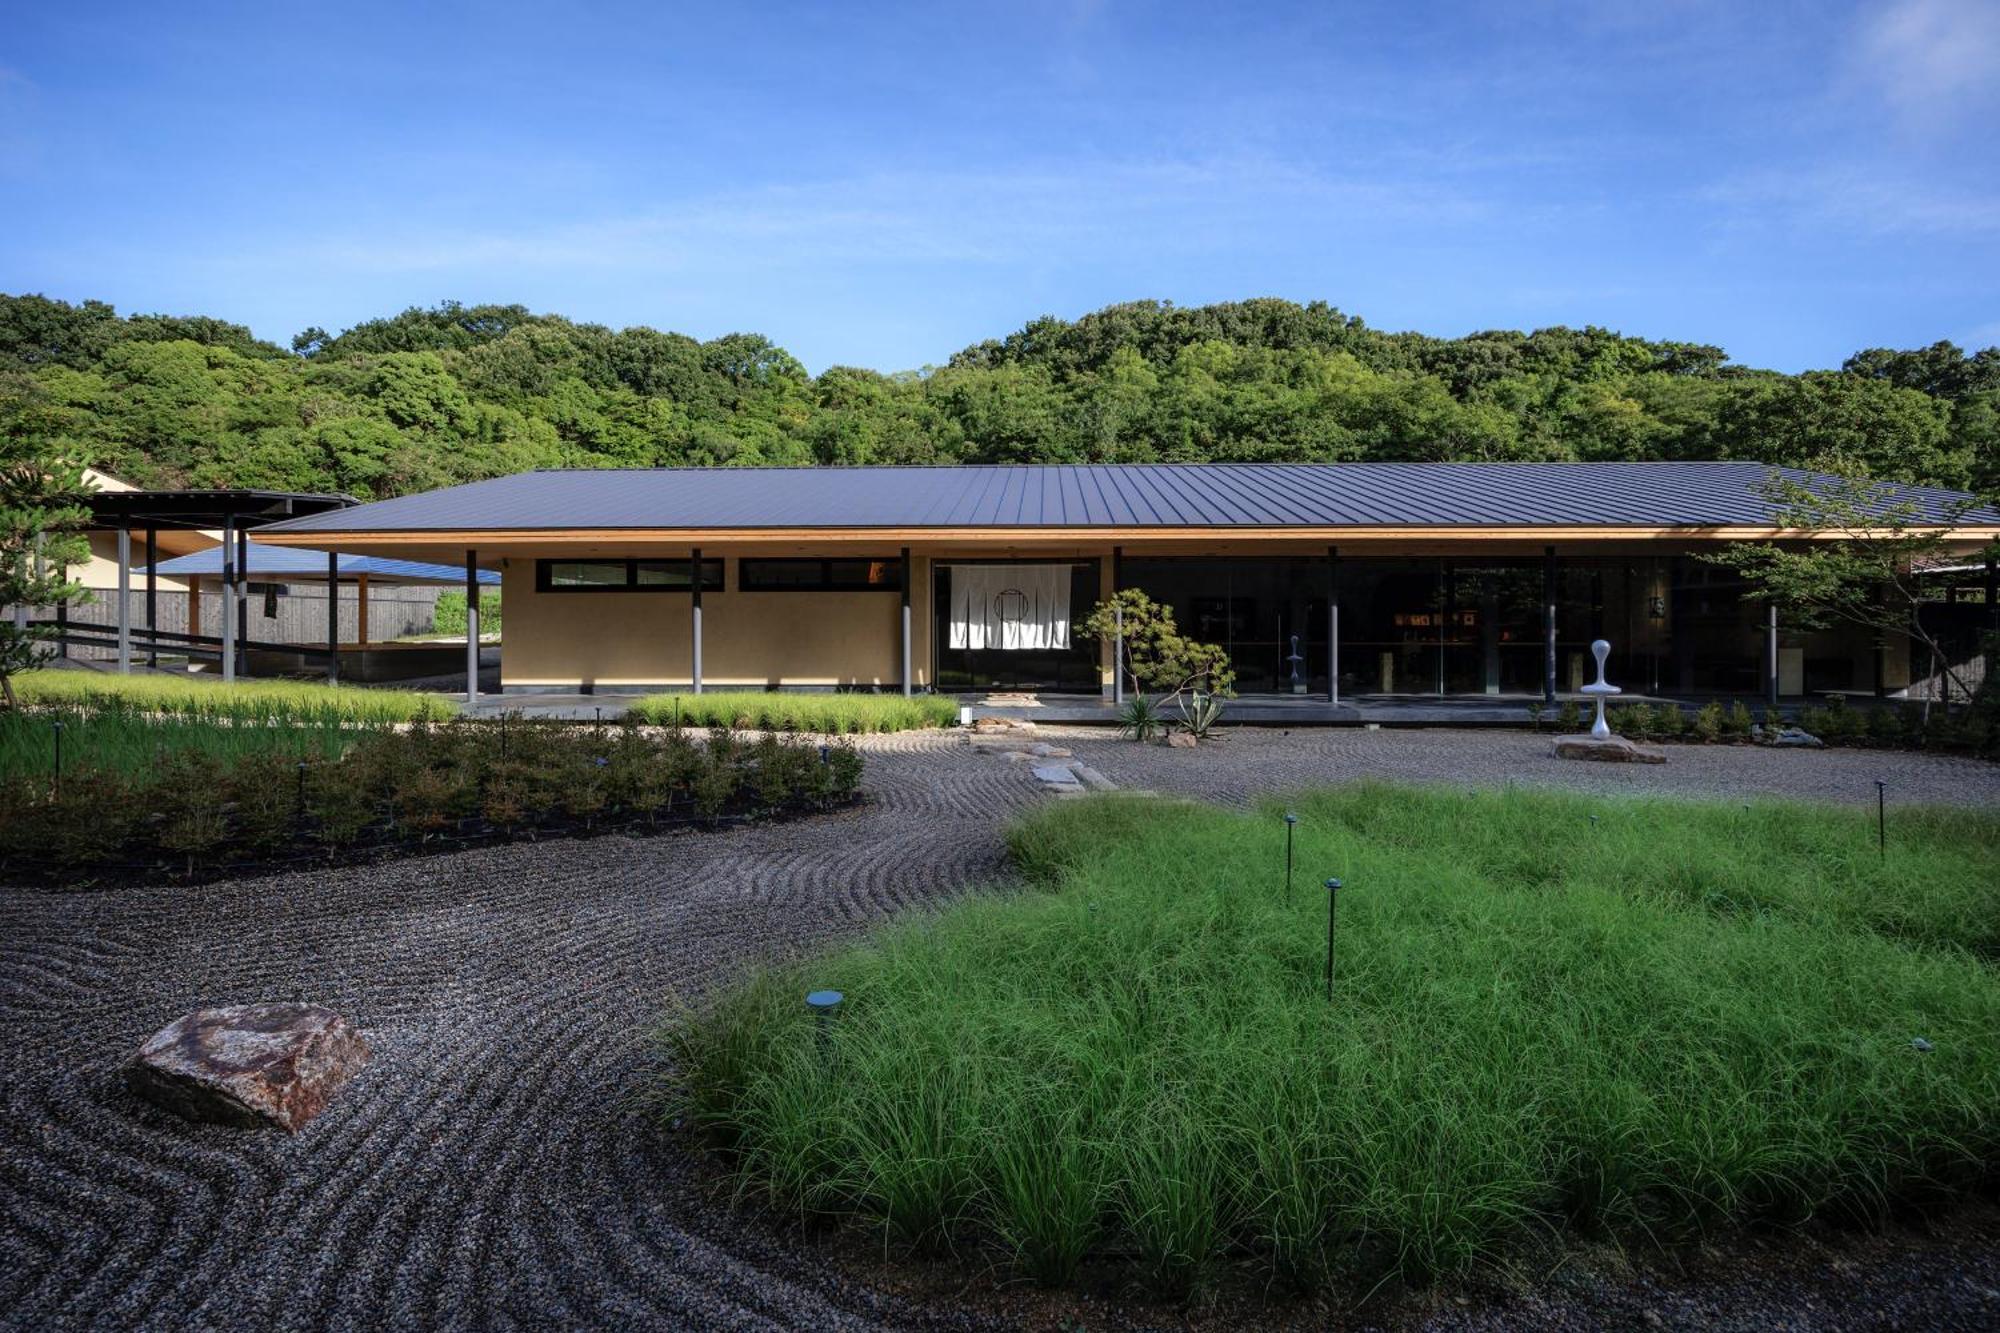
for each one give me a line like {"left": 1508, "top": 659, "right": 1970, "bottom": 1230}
{"left": 1110, "top": 553, "right": 1854, "bottom": 699}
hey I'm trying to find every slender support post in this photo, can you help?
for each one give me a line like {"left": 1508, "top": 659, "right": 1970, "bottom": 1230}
{"left": 465, "top": 549, "right": 480, "bottom": 706}
{"left": 144, "top": 526, "right": 158, "bottom": 668}
{"left": 327, "top": 552, "right": 339, "bottom": 684}
{"left": 1112, "top": 604, "right": 1125, "bottom": 706}
{"left": 220, "top": 514, "right": 236, "bottom": 683}
{"left": 1542, "top": 545, "right": 1557, "bottom": 705}
{"left": 1327, "top": 545, "right": 1339, "bottom": 705}
{"left": 235, "top": 524, "right": 250, "bottom": 678}
{"left": 187, "top": 575, "right": 200, "bottom": 641}
{"left": 115, "top": 527, "right": 132, "bottom": 673}
{"left": 55, "top": 554, "right": 69, "bottom": 659}
{"left": 1766, "top": 601, "right": 1779, "bottom": 708}
{"left": 690, "top": 547, "right": 704, "bottom": 695}
{"left": 1110, "top": 545, "right": 1124, "bottom": 705}
{"left": 900, "top": 545, "right": 912, "bottom": 697}
{"left": 1323, "top": 877, "right": 1343, "bottom": 1001}
{"left": 357, "top": 572, "right": 370, "bottom": 646}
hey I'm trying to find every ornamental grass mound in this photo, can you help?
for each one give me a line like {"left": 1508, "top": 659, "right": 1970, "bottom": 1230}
{"left": 11, "top": 668, "right": 446, "bottom": 724}
{"left": 667, "top": 783, "right": 2000, "bottom": 1295}
{"left": 629, "top": 690, "right": 960, "bottom": 734}
{"left": 0, "top": 714, "right": 864, "bottom": 883}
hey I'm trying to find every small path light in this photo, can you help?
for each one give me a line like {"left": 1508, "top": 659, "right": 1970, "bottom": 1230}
{"left": 1284, "top": 812, "right": 1298, "bottom": 899}
{"left": 1323, "top": 878, "right": 1344, "bottom": 1001}
{"left": 1876, "top": 779, "right": 1887, "bottom": 859}
{"left": 806, "top": 988, "right": 844, "bottom": 1051}
{"left": 296, "top": 761, "right": 309, "bottom": 821}
{"left": 1589, "top": 814, "right": 1599, "bottom": 831}
{"left": 50, "top": 718, "right": 64, "bottom": 797}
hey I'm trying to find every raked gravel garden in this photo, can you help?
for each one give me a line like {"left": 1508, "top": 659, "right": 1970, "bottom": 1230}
{"left": 3, "top": 724, "right": 1998, "bottom": 1331}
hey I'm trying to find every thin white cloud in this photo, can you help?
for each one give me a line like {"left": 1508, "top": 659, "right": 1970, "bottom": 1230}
{"left": 245, "top": 156, "right": 1497, "bottom": 278}
{"left": 1700, "top": 166, "right": 2000, "bottom": 236}
{"left": 1852, "top": 0, "right": 2000, "bottom": 122}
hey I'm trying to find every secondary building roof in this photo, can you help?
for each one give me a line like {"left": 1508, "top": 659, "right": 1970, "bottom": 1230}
{"left": 148, "top": 542, "right": 499, "bottom": 585}
{"left": 253, "top": 463, "right": 1999, "bottom": 538}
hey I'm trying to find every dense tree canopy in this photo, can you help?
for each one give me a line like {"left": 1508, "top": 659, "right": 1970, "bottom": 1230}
{"left": 0, "top": 294, "right": 1991, "bottom": 499}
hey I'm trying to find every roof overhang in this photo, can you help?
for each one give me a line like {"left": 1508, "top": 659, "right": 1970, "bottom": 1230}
{"left": 85, "top": 489, "right": 357, "bottom": 531}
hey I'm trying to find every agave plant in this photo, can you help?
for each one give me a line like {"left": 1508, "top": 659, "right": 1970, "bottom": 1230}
{"left": 1177, "top": 691, "right": 1225, "bottom": 740}
{"left": 1118, "top": 695, "right": 1165, "bottom": 742}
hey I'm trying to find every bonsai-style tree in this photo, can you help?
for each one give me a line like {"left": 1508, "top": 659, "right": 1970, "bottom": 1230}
{"left": 0, "top": 379, "right": 92, "bottom": 709}
{"left": 1705, "top": 467, "right": 1995, "bottom": 716}
{"left": 1080, "top": 590, "right": 1236, "bottom": 735}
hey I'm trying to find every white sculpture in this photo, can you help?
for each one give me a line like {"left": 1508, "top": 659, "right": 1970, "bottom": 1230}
{"left": 1579, "top": 639, "right": 1620, "bottom": 739}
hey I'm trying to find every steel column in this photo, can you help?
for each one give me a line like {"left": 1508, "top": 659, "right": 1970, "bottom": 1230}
{"left": 1542, "top": 546, "right": 1557, "bottom": 705}
{"left": 690, "top": 547, "right": 703, "bottom": 694}
{"left": 115, "top": 528, "right": 131, "bottom": 673}
{"left": 1110, "top": 545, "right": 1124, "bottom": 705}
{"left": 1327, "top": 544, "right": 1339, "bottom": 705}
{"left": 327, "top": 551, "right": 340, "bottom": 684}
{"left": 144, "top": 526, "right": 158, "bottom": 667}
{"left": 220, "top": 514, "right": 236, "bottom": 683}
{"left": 234, "top": 524, "right": 250, "bottom": 678}
{"left": 465, "top": 549, "right": 480, "bottom": 705}
{"left": 900, "top": 545, "right": 912, "bottom": 698}
{"left": 1766, "top": 601, "right": 1780, "bottom": 707}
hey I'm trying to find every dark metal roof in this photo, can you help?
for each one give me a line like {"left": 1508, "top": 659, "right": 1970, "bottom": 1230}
{"left": 87, "top": 488, "right": 356, "bottom": 530}
{"left": 149, "top": 542, "right": 499, "bottom": 585}
{"left": 256, "top": 464, "right": 2000, "bottom": 533}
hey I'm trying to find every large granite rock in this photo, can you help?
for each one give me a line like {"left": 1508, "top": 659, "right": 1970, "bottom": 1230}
{"left": 124, "top": 1003, "right": 370, "bottom": 1133}
{"left": 1552, "top": 733, "right": 1667, "bottom": 764}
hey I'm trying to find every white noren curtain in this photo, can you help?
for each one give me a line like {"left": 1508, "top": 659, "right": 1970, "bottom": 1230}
{"left": 946, "top": 563, "right": 1071, "bottom": 651}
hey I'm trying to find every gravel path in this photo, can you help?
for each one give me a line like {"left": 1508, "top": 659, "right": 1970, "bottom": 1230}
{"left": 1, "top": 729, "right": 1994, "bottom": 1331}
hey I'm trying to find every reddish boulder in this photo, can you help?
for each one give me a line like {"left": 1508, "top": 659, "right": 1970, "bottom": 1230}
{"left": 1552, "top": 734, "right": 1667, "bottom": 764}
{"left": 124, "top": 1003, "right": 370, "bottom": 1133}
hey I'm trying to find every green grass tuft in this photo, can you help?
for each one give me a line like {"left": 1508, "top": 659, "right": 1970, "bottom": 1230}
{"left": 629, "top": 691, "right": 959, "bottom": 734}
{"left": 668, "top": 783, "right": 2000, "bottom": 1292}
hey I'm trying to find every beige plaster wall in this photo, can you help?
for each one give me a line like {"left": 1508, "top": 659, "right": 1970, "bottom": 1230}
{"left": 500, "top": 554, "right": 919, "bottom": 690}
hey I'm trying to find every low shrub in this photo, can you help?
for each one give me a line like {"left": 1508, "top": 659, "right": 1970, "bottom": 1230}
{"left": 670, "top": 785, "right": 2000, "bottom": 1294}
{"left": 629, "top": 690, "right": 958, "bottom": 734}
{"left": 432, "top": 589, "right": 501, "bottom": 638}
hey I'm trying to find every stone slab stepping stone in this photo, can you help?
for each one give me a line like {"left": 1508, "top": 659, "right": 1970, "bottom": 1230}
{"left": 1070, "top": 765, "right": 1118, "bottom": 791}
{"left": 1031, "top": 764, "right": 1081, "bottom": 785}
{"left": 1551, "top": 734, "right": 1667, "bottom": 764}
{"left": 124, "top": 1002, "right": 370, "bottom": 1133}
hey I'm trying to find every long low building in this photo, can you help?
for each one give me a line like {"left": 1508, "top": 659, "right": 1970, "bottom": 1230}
{"left": 252, "top": 462, "right": 2000, "bottom": 705}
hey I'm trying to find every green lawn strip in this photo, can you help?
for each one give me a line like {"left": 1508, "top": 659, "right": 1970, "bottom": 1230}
{"left": 630, "top": 691, "right": 959, "bottom": 734}
{"left": 669, "top": 785, "right": 2000, "bottom": 1293}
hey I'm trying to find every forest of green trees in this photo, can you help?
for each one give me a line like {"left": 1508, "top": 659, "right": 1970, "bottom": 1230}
{"left": 2, "top": 294, "right": 1994, "bottom": 500}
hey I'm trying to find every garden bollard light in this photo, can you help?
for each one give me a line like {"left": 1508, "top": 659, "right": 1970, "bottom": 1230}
{"left": 1876, "top": 779, "right": 1886, "bottom": 858}
{"left": 1284, "top": 812, "right": 1297, "bottom": 899}
{"left": 296, "top": 761, "right": 308, "bottom": 821}
{"left": 1323, "top": 878, "right": 1343, "bottom": 1001}
{"left": 51, "top": 719, "right": 63, "bottom": 797}
{"left": 807, "top": 988, "right": 843, "bottom": 1044}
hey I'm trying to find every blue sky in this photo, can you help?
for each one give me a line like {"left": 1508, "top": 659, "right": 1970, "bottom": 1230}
{"left": 4, "top": 1, "right": 1997, "bottom": 373}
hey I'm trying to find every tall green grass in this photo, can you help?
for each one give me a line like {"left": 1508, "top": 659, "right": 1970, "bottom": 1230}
{"left": 12, "top": 669, "right": 446, "bottom": 723}
{"left": 630, "top": 690, "right": 959, "bottom": 734}
{"left": 0, "top": 707, "right": 359, "bottom": 780}
{"left": 669, "top": 783, "right": 2000, "bottom": 1294}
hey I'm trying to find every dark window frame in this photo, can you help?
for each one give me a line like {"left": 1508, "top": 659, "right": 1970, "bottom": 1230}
{"left": 535, "top": 558, "right": 723, "bottom": 593}
{"left": 739, "top": 556, "right": 904, "bottom": 592}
